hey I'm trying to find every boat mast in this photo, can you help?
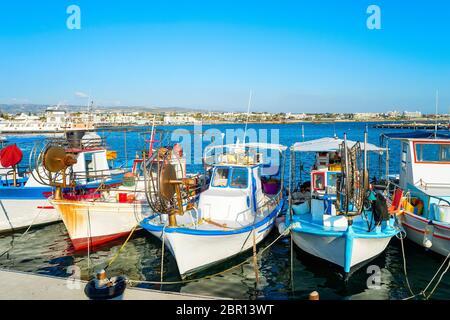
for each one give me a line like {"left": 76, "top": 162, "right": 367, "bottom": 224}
{"left": 343, "top": 133, "right": 349, "bottom": 214}
{"left": 148, "top": 115, "right": 156, "bottom": 157}
{"left": 242, "top": 90, "right": 252, "bottom": 147}
{"left": 435, "top": 90, "right": 439, "bottom": 138}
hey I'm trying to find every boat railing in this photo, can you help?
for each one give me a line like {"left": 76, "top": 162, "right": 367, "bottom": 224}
{"left": 71, "top": 168, "right": 124, "bottom": 181}
{"left": 417, "top": 179, "right": 450, "bottom": 190}
{"left": 235, "top": 191, "right": 283, "bottom": 227}
{"left": 45, "top": 135, "right": 107, "bottom": 149}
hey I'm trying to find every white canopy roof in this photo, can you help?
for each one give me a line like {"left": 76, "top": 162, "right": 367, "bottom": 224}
{"left": 291, "top": 137, "right": 385, "bottom": 153}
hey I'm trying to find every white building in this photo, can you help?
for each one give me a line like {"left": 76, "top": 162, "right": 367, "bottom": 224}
{"left": 403, "top": 111, "right": 422, "bottom": 118}
{"left": 164, "top": 115, "right": 196, "bottom": 124}
{"left": 353, "top": 113, "right": 380, "bottom": 120}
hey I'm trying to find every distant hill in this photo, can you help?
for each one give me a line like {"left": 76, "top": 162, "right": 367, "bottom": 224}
{"left": 0, "top": 104, "right": 206, "bottom": 114}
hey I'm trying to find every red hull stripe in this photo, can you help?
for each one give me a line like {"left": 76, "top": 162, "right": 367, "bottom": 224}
{"left": 403, "top": 222, "right": 450, "bottom": 241}
{"left": 37, "top": 206, "right": 54, "bottom": 209}
{"left": 71, "top": 231, "right": 131, "bottom": 250}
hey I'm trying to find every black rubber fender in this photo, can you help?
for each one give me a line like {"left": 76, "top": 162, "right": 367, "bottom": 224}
{"left": 84, "top": 276, "right": 127, "bottom": 300}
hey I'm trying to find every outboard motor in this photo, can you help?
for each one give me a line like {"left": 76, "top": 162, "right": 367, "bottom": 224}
{"left": 372, "top": 192, "right": 390, "bottom": 225}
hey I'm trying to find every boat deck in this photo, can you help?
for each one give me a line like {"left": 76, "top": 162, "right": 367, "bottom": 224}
{"left": 290, "top": 213, "right": 398, "bottom": 238}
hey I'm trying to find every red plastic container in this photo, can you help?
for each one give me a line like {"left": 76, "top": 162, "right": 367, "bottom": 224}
{"left": 118, "top": 193, "right": 128, "bottom": 203}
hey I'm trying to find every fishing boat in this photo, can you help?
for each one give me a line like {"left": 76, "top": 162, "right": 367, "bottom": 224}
{"left": 141, "top": 142, "right": 287, "bottom": 278}
{"left": 379, "top": 131, "right": 450, "bottom": 256}
{"left": 0, "top": 131, "right": 122, "bottom": 233}
{"left": 48, "top": 160, "right": 151, "bottom": 250}
{"left": 283, "top": 135, "right": 399, "bottom": 279}
{"left": 48, "top": 126, "right": 198, "bottom": 250}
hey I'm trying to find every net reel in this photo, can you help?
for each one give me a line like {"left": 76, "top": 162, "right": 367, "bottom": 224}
{"left": 30, "top": 140, "right": 77, "bottom": 200}
{"left": 143, "top": 146, "right": 198, "bottom": 227}
{"left": 336, "top": 140, "right": 369, "bottom": 218}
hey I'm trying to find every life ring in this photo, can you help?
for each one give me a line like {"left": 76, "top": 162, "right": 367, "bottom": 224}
{"left": 84, "top": 276, "right": 127, "bottom": 300}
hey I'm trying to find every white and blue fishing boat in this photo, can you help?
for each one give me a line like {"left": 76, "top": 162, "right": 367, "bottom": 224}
{"left": 0, "top": 131, "right": 122, "bottom": 233}
{"left": 283, "top": 134, "right": 399, "bottom": 279}
{"left": 141, "top": 142, "right": 286, "bottom": 277}
{"left": 380, "top": 131, "right": 450, "bottom": 256}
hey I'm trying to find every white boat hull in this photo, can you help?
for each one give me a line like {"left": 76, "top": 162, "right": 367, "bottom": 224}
{"left": 401, "top": 211, "right": 450, "bottom": 256}
{"left": 148, "top": 213, "right": 279, "bottom": 277}
{"left": 291, "top": 231, "right": 392, "bottom": 273}
{"left": 52, "top": 199, "right": 149, "bottom": 250}
{"left": 0, "top": 198, "right": 60, "bottom": 233}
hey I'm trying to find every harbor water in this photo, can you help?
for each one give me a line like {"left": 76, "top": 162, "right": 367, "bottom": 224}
{"left": 1, "top": 122, "right": 449, "bottom": 300}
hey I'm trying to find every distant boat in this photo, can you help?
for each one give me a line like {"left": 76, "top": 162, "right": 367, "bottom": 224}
{"left": 0, "top": 107, "right": 93, "bottom": 134}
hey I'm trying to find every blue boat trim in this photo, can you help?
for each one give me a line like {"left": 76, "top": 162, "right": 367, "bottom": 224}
{"left": 0, "top": 178, "right": 122, "bottom": 200}
{"left": 141, "top": 197, "right": 284, "bottom": 236}
{"left": 287, "top": 214, "right": 399, "bottom": 239}
{"left": 344, "top": 226, "right": 355, "bottom": 273}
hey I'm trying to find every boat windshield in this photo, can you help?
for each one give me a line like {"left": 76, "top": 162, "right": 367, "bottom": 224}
{"left": 230, "top": 168, "right": 248, "bottom": 188}
{"left": 212, "top": 168, "right": 230, "bottom": 187}
{"left": 414, "top": 142, "right": 450, "bottom": 163}
{"left": 211, "top": 167, "right": 249, "bottom": 189}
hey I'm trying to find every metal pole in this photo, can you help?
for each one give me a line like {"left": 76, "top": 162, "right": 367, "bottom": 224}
{"left": 289, "top": 148, "right": 294, "bottom": 221}
{"left": 124, "top": 129, "right": 128, "bottom": 171}
{"left": 344, "top": 133, "right": 349, "bottom": 213}
{"left": 364, "top": 130, "right": 368, "bottom": 188}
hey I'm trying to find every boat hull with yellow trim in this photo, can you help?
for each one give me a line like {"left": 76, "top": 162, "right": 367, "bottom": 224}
{"left": 50, "top": 195, "right": 151, "bottom": 250}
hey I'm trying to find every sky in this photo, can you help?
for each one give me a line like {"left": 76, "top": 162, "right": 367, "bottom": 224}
{"left": 0, "top": 1, "right": 449, "bottom": 113}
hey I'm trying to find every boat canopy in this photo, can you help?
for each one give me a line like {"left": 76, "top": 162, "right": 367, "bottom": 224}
{"left": 205, "top": 142, "right": 287, "bottom": 154}
{"left": 291, "top": 137, "right": 385, "bottom": 153}
{"left": 204, "top": 142, "right": 287, "bottom": 168}
{"left": 380, "top": 131, "right": 450, "bottom": 140}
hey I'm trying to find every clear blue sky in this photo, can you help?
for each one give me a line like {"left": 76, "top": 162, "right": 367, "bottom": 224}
{"left": 0, "top": 1, "right": 449, "bottom": 113}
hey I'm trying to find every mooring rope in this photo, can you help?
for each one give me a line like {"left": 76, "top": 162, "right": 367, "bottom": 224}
{"left": 397, "top": 231, "right": 416, "bottom": 298}
{"left": 400, "top": 231, "right": 450, "bottom": 300}
{"left": 290, "top": 229, "right": 295, "bottom": 293}
{"left": 160, "top": 225, "right": 166, "bottom": 285}
{"left": 104, "top": 223, "right": 140, "bottom": 271}
{"left": 252, "top": 228, "right": 259, "bottom": 284}
{"left": 424, "top": 253, "right": 450, "bottom": 299}
{"left": 125, "top": 225, "right": 291, "bottom": 286}
{"left": 0, "top": 208, "right": 44, "bottom": 258}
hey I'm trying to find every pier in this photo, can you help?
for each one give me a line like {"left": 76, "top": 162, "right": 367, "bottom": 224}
{"left": 0, "top": 269, "right": 225, "bottom": 300}
{"left": 372, "top": 122, "right": 450, "bottom": 130}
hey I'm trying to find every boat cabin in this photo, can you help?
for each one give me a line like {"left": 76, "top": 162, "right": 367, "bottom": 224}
{"left": 25, "top": 133, "right": 115, "bottom": 187}
{"left": 290, "top": 137, "right": 385, "bottom": 227}
{"left": 396, "top": 138, "right": 450, "bottom": 223}
{"left": 199, "top": 143, "right": 286, "bottom": 223}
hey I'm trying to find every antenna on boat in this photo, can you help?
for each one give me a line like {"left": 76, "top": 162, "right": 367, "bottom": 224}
{"left": 242, "top": 90, "right": 253, "bottom": 147}
{"left": 434, "top": 90, "right": 439, "bottom": 138}
{"left": 301, "top": 124, "right": 305, "bottom": 142}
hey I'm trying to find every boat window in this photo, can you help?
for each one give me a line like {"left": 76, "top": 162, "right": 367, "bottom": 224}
{"left": 312, "top": 172, "right": 325, "bottom": 190}
{"left": 212, "top": 168, "right": 230, "bottom": 187}
{"left": 414, "top": 143, "right": 450, "bottom": 163}
{"left": 230, "top": 168, "right": 249, "bottom": 188}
